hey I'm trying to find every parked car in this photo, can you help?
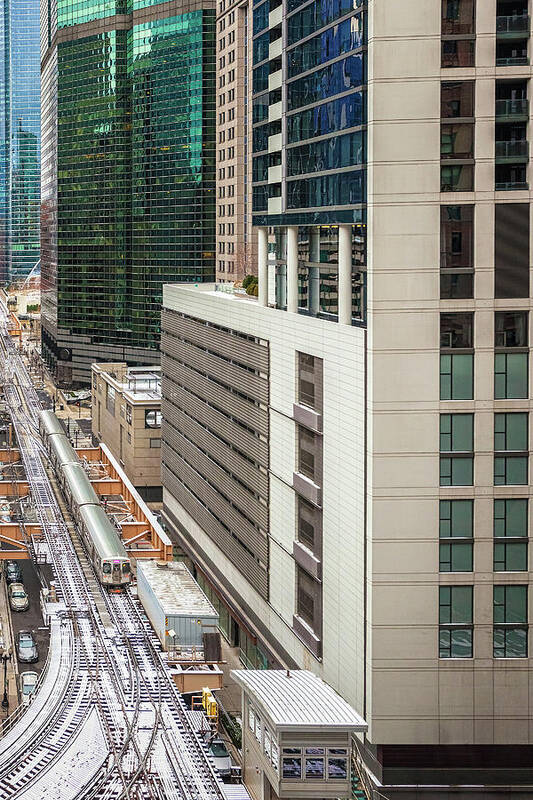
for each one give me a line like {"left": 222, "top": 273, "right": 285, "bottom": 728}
{"left": 5, "top": 561, "right": 22, "bottom": 585}
{"left": 209, "top": 738, "right": 232, "bottom": 778}
{"left": 19, "top": 671, "right": 39, "bottom": 705}
{"left": 17, "top": 631, "right": 38, "bottom": 664}
{"left": 8, "top": 583, "right": 29, "bottom": 612}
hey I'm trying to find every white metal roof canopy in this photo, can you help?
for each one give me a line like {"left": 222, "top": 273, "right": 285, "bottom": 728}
{"left": 230, "top": 670, "right": 367, "bottom": 733}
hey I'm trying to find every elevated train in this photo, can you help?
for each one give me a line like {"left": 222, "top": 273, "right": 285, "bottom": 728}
{"left": 38, "top": 410, "right": 131, "bottom": 589}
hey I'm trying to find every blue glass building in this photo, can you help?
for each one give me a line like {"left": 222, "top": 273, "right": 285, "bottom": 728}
{"left": 0, "top": 0, "right": 41, "bottom": 282}
{"left": 252, "top": 0, "right": 366, "bottom": 321}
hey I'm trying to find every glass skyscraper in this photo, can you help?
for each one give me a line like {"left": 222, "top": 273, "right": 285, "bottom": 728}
{"left": 41, "top": 0, "right": 215, "bottom": 385}
{"left": 0, "top": 0, "right": 41, "bottom": 283}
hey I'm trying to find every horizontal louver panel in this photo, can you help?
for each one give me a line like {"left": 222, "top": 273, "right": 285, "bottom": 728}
{"left": 161, "top": 381, "right": 268, "bottom": 465}
{"left": 161, "top": 332, "right": 268, "bottom": 404}
{"left": 164, "top": 422, "right": 268, "bottom": 530}
{"left": 162, "top": 405, "right": 268, "bottom": 497}
{"left": 162, "top": 352, "right": 268, "bottom": 437}
{"left": 162, "top": 464, "right": 268, "bottom": 598}
{"left": 162, "top": 443, "right": 268, "bottom": 563}
{"left": 162, "top": 309, "right": 269, "bottom": 373}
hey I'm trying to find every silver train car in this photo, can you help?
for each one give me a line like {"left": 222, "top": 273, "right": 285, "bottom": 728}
{"left": 38, "top": 410, "right": 131, "bottom": 590}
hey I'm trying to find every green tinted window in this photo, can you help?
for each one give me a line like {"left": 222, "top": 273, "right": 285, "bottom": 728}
{"left": 440, "top": 456, "right": 473, "bottom": 486}
{"left": 494, "top": 413, "right": 528, "bottom": 451}
{"left": 493, "top": 585, "right": 528, "bottom": 658}
{"left": 439, "top": 500, "right": 473, "bottom": 572}
{"left": 440, "top": 354, "right": 473, "bottom": 400}
{"left": 440, "top": 414, "right": 474, "bottom": 451}
{"left": 439, "top": 586, "right": 473, "bottom": 658}
{"left": 495, "top": 353, "right": 528, "bottom": 399}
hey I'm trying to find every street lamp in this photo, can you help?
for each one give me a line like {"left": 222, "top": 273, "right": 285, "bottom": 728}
{"left": 1, "top": 646, "right": 12, "bottom": 709}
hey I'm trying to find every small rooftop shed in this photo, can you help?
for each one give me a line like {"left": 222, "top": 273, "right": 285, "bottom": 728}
{"left": 137, "top": 560, "right": 219, "bottom": 650}
{"left": 230, "top": 669, "right": 367, "bottom": 800}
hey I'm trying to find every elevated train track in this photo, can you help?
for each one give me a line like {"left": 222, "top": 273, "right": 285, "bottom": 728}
{"left": 0, "top": 304, "right": 230, "bottom": 800}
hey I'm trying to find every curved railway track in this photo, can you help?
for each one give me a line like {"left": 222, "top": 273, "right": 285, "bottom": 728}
{"left": 0, "top": 309, "right": 229, "bottom": 800}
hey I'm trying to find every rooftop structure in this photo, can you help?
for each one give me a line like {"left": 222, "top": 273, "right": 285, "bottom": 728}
{"left": 231, "top": 670, "right": 367, "bottom": 732}
{"left": 137, "top": 560, "right": 218, "bottom": 620}
{"left": 231, "top": 670, "right": 366, "bottom": 800}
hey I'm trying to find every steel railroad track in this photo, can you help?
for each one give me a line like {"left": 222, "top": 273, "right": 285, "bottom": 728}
{"left": 0, "top": 313, "right": 229, "bottom": 800}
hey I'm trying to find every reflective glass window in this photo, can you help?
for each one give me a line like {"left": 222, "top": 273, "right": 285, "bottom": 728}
{"left": 287, "top": 16, "right": 364, "bottom": 77}
{"left": 287, "top": 131, "right": 364, "bottom": 176}
{"left": 494, "top": 585, "right": 528, "bottom": 658}
{"left": 287, "top": 54, "right": 364, "bottom": 111}
{"left": 287, "top": 92, "right": 364, "bottom": 143}
{"left": 287, "top": 169, "right": 365, "bottom": 209}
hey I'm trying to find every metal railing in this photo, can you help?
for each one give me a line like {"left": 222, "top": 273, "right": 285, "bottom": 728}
{"left": 495, "top": 98, "right": 529, "bottom": 117}
{"left": 495, "top": 140, "right": 529, "bottom": 159}
{"left": 496, "top": 14, "right": 529, "bottom": 34}
{"left": 496, "top": 55, "right": 529, "bottom": 66}
{"left": 495, "top": 180, "right": 529, "bottom": 191}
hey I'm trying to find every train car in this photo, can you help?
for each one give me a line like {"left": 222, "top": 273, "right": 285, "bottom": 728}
{"left": 61, "top": 462, "right": 99, "bottom": 524}
{"left": 37, "top": 410, "right": 131, "bottom": 590}
{"left": 48, "top": 431, "right": 79, "bottom": 471}
{"left": 38, "top": 409, "right": 65, "bottom": 440}
{"left": 78, "top": 504, "right": 131, "bottom": 589}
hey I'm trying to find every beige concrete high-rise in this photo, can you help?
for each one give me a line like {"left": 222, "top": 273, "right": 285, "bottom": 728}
{"left": 215, "top": 0, "right": 254, "bottom": 281}
{"left": 162, "top": 1, "right": 533, "bottom": 797}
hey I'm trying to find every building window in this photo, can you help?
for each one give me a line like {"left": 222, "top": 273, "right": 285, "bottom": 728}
{"left": 298, "top": 426, "right": 321, "bottom": 484}
{"left": 494, "top": 412, "right": 528, "bottom": 485}
{"left": 282, "top": 750, "right": 302, "bottom": 779}
{"left": 440, "top": 413, "right": 474, "bottom": 486}
{"left": 127, "top": 432, "right": 131, "bottom": 444}
{"left": 296, "top": 566, "right": 321, "bottom": 635}
{"left": 439, "top": 499, "right": 473, "bottom": 572}
{"left": 494, "top": 499, "right": 528, "bottom": 572}
{"left": 439, "top": 585, "right": 473, "bottom": 658}
{"left": 145, "top": 409, "right": 162, "bottom": 429}
{"left": 494, "top": 585, "right": 528, "bottom": 658}
{"left": 106, "top": 384, "right": 115, "bottom": 416}
{"left": 440, "top": 205, "right": 474, "bottom": 298}
{"left": 297, "top": 496, "right": 321, "bottom": 555}
{"left": 297, "top": 352, "right": 323, "bottom": 412}
{"left": 440, "top": 311, "right": 474, "bottom": 401}
{"left": 441, "top": 164, "right": 474, "bottom": 191}
{"left": 494, "top": 311, "right": 528, "bottom": 399}
{"left": 150, "top": 438, "right": 161, "bottom": 448}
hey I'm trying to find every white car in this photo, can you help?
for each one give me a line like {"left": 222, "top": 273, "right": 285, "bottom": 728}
{"left": 20, "top": 671, "right": 38, "bottom": 705}
{"left": 209, "top": 738, "right": 232, "bottom": 778}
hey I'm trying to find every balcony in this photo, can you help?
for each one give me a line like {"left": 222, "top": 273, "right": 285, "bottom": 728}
{"left": 496, "top": 55, "right": 529, "bottom": 66}
{"left": 496, "top": 14, "right": 530, "bottom": 38}
{"left": 495, "top": 139, "right": 529, "bottom": 162}
{"left": 496, "top": 40, "right": 529, "bottom": 66}
{"left": 495, "top": 98, "right": 529, "bottom": 120}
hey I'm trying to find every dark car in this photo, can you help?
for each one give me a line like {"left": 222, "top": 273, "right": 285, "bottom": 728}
{"left": 17, "top": 631, "right": 38, "bottom": 664}
{"left": 5, "top": 561, "right": 22, "bottom": 585}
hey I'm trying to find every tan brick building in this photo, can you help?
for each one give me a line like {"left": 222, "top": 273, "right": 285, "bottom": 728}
{"left": 91, "top": 363, "right": 162, "bottom": 504}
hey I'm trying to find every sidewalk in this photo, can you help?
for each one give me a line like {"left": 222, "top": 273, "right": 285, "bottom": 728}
{"left": 0, "top": 578, "right": 18, "bottom": 718}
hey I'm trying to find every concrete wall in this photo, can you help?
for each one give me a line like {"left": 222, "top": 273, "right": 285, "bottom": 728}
{"left": 162, "top": 283, "right": 366, "bottom": 713}
{"left": 367, "top": 0, "right": 533, "bottom": 747}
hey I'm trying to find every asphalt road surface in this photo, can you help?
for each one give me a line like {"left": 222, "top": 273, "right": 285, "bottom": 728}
{"left": 8, "top": 559, "right": 52, "bottom": 677}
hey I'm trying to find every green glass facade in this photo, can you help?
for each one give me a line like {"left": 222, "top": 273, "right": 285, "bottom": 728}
{"left": 130, "top": 13, "right": 215, "bottom": 348}
{"left": 41, "top": 0, "right": 215, "bottom": 384}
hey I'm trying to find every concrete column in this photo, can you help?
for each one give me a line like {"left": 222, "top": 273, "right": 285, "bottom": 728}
{"left": 286, "top": 225, "right": 299, "bottom": 313}
{"left": 257, "top": 227, "right": 268, "bottom": 307}
{"left": 309, "top": 227, "right": 320, "bottom": 316}
{"left": 309, "top": 268, "right": 320, "bottom": 316}
{"left": 337, "top": 224, "right": 352, "bottom": 325}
